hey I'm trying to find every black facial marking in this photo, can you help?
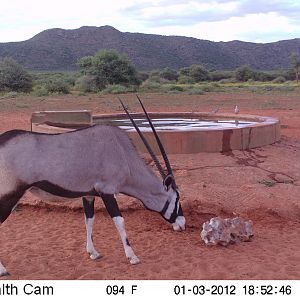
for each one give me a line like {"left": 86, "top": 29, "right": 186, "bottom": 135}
{"left": 160, "top": 200, "right": 170, "bottom": 216}
{"left": 31, "top": 181, "right": 96, "bottom": 198}
{"left": 160, "top": 191, "right": 181, "bottom": 223}
{"left": 178, "top": 204, "right": 184, "bottom": 217}
{"left": 101, "top": 194, "right": 122, "bottom": 218}
{"left": 82, "top": 197, "right": 95, "bottom": 219}
{"left": 126, "top": 238, "right": 131, "bottom": 246}
{"left": 169, "top": 196, "right": 179, "bottom": 224}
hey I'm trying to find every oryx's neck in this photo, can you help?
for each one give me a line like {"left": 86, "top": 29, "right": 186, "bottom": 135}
{"left": 121, "top": 166, "right": 167, "bottom": 212}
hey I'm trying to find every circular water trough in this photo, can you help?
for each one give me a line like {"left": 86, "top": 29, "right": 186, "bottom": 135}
{"left": 31, "top": 111, "right": 280, "bottom": 154}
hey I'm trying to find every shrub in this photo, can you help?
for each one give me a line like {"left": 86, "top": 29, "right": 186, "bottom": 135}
{"left": 137, "top": 71, "right": 149, "bottom": 82}
{"left": 75, "top": 75, "right": 97, "bottom": 93}
{"left": 44, "top": 79, "right": 70, "bottom": 94}
{"left": 147, "top": 73, "right": 161, "bottom": 83}
{"left": 177, "top": 75, "right": 195, "bottom": 84}
{"left": 163, "top": 84, "right": 185, "bottom": 93}
{"left": 159, "top": 67, "right": 179, "bottom": 81}
{"left": 189, "top": 64, "right": 210, "bottom": 82}
{"left": 272, "top": 76, "right": 286, "bottom": 83}
{"left": 209, "top": 70, "right": 234, "bottom": 81}
{"left": 32, "top": 85, "right": 49, "bottom": 97}
{"left": 179, "top": 67, "right": 190, "bottom": 76}
{"left": 218, "top": 78, "right": 238, "bottom": 84}
{"left": 0, "top": 57, "right": 33, "bottom": 92}
{"left": 78, "top": 49, "right": 140, "bottom": 89}
{"left": 235, "top": 65, "right": 253, "bottom": 82}
{"left": 186, "top": 87, "right": 205, "bottom": 95}
{"left": 101, "top": 84, "right": 137, "bottom": 94}
{"left": 139, "top": 80, "right": 162, "bottom": 92}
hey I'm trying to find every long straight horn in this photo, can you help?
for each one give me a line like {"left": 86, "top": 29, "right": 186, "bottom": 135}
{"left": 118, "top": 98, "right": 166, "bottom": 179}
{"left": 136, "top": 95, "right": 174, "bottom": 177}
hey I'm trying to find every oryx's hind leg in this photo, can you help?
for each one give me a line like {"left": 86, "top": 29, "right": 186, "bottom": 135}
{"left": 82, "top": 196, "right": 102, "bottom": 260}
{"left": 101, "top": 194, "right": 140, "bottom": 265}
{"left": 0, "top": 186, "right": 28, "bottom": 276}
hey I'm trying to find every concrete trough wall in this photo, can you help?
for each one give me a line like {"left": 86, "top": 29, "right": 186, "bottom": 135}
{"left": 31, "top": 111, "right": 280, "bottom": 154}
{"left": 31, "top": 110, "right": 92, "bottom": 129}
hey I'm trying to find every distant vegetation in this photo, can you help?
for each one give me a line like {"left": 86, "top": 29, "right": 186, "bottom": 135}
{"left": 0, "top": 50, "right": 300, "bottom": 97}
{"left": 76, "top": 49, "right": 140, "bottom": 92}
{"left": 1, "top": 26, "right": 300, "bottom": 71}
{"left": 0, "top": 57, "right": 33, "bottom": 92}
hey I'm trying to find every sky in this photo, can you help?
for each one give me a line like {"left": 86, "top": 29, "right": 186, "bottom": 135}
{"left": 1, "top": 0, "right": 300, "bottom": 43}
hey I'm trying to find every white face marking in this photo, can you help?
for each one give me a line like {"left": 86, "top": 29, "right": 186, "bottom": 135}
{"left": 172, "top": 216, "right": 186, "bottom": 231}
{"left": 163, "top": 190, "right": 178, "bottom": 220}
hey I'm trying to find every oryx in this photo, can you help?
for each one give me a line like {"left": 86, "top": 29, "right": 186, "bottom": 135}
{"left": 0, "top": 96, "right": 185, "bottom": 276}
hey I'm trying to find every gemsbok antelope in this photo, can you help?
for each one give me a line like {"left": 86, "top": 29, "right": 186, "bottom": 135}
{"left": 0, "top": 96, "right": 185, "bottom": 276}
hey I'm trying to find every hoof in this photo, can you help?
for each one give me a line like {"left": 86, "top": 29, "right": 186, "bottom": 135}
{"left": 129, "top": 256, "right": 140, "bottom": 265}
{"left": 90, "top": 253, "right": 103, "bottom": 260}
{"left": 0, "top": 271, "right": 10, "bottom": 277}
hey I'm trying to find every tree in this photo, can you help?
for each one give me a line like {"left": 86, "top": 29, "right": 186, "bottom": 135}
{"left": 77, "top": 50, "right": 140, "bottom": 90}
{"left": 159, "top": 67, "right": 178, "bottom": 81}
{"left": 235, "top": 65, "right": 253, "bottom": 82}
{"left": 0, "top": 57, "right": 33, "bottom": 92}
{"left": 290, "top": 53, "right": 300, "bottom": 83}
{"left": 189, "top": 64, "right": 209, "bottom": 82}
{"left": 179, "top": 67, "right": 190, "bottom": 76}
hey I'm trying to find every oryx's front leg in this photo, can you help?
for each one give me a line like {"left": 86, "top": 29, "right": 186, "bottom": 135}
{"left": 101, "top": 194, "right": 140, "bottom": 265}
{"left": 82, "top": 197, "right": 102, "bottom": 260}
{"left": 0, "top": 261, "right": 9, "bottom": 277}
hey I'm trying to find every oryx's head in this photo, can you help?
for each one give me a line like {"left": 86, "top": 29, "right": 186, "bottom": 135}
{"left": 119, "top": 95, "right": 186, "bottom": 231}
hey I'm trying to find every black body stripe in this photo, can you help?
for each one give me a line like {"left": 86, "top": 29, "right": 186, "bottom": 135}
{"left": 82, "top": 197, "right": 95, "bottom": 219}
{"left": 0, "top": 183, "right": 28, "bottom": 223}
{"left": 0, "top": 130, "right": 27, "bottom": 147}
{"left": 101, "top": 194, "right": 122, "bottom": 218}
{"left": 31, "top": 181, "right": 97, "bottom": 198}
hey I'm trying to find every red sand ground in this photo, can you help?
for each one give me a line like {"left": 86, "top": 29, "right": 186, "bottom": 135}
{"left": 1, "top": 92, "right": 300, "bottom": 279}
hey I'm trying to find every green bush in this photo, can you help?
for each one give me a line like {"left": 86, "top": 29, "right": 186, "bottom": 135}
{"left": 78, "top": 49, "right": 140, "bottom": 89}
{"left": 209, "top": 70, "right": 234, "bottom": 81}
{"left": 75, "top": 75, "right": 97, "bottom": 93}
{"left": 177, "top": 75, "right": 195, "bottom": 84}
{"left": 235, "top": 65, "right": 253, "bottom": 82}
{"left": 0, "top": 57, "right": 33, "bottom": 92}
{"left": 218, "top": 78, "right": 238, "bottom": 84}
{"left": 272, "top": 76, "right": 286, "bottom": 83}
{"left": 44, "top": 79, "right": 70, "bottom": 94}
{"left": 137, "top": 71, "right": 149, "bottom": 82}
{"left": 32, "top": 85, "right": 49, "bottom": 97}
{"left": 139, "top": 80, "right": 162, "bottom": 92}
{"left": 186, "top": 87, "right": 205, "bottom": 95}
{"left": 189, "top": 64, "right": 210, "bottom": 82}
{"left": 101, "top": 84, "right": 137, "bottom": 94}
{"left": 168, "top": 84, "right": 185, "bottom": 92}
{"left": 159, "top": 67, "right": 179, "bottom": 81}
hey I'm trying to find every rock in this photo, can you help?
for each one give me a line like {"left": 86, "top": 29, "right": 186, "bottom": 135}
{"left": 200, "top": 217, "right": 253, "bottom": 246}
{"left": 273, "top": 174, "right": 294, "bottom": 184}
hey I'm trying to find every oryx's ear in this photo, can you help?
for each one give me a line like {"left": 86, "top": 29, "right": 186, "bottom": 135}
{"left": 163, "top": 174, "right": 174, "bottom": 191}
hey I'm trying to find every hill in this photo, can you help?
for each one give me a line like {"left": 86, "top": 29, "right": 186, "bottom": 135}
{"left": 0, "top": 25, "right": 299, "bottom": 71}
